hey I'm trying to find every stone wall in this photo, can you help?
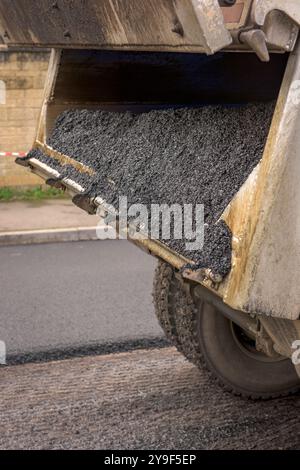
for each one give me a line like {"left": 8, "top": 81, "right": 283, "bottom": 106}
{"left": 0, "top": 50, "right": 49, "bottom": 187}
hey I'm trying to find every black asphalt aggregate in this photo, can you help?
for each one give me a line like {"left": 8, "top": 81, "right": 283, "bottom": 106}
{"left": 28, "top": 102, "right": 274, "bottom": 276}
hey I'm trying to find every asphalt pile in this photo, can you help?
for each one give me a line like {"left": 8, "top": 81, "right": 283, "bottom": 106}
{"left": 27, "top": 103, "right": 275, "bottom": 276}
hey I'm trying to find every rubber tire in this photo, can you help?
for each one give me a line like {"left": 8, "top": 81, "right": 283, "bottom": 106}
{"left": 153, "top": 261, "right": 300, "bottom": 400}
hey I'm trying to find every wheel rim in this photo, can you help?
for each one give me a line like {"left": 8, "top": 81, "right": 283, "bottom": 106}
{"left": 230, "top": 321, "right": 285, "bottom": 363}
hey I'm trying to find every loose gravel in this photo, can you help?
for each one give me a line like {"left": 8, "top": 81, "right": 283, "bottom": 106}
{"left": 27, "top": 103, "right": 275, "bottom": 276}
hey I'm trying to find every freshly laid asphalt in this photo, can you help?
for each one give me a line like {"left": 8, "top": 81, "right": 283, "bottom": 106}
{"left": 0, "top": 240, "right": 162, "bottom": 363}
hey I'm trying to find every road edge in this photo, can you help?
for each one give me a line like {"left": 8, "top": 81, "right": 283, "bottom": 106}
{"left": 0, "top": 226, "right": 100, "bottom": 246}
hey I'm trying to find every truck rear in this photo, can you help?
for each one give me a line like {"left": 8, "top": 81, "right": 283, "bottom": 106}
{"left": 2, "top": 0, "right": 300, "bottom": 398}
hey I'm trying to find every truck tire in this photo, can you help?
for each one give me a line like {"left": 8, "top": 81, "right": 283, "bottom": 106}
{"left": 153, "top": 261, "right": 300, "bottom": 399}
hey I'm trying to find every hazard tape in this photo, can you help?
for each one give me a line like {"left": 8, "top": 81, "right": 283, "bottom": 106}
{"left": 0, "top": 152, "right": 27, "bottom": 157}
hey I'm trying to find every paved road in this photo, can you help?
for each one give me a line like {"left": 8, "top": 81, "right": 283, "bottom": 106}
{"left": 1, "top": 347, "right": 299, "bottom": 450}
{"left": 0, "top": 240, "right": 162, "bottom": 362}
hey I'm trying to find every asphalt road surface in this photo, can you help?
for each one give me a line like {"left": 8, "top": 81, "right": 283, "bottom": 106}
{"left": 0, "top": 240, "right": 162, "bottom": 362}
{"left": 1, "top": 347, "right": 299, "bottom": 450}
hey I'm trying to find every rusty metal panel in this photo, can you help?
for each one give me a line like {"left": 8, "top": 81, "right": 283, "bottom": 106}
{"left": 0, "top": 0, "right": 238, "bottom": 53}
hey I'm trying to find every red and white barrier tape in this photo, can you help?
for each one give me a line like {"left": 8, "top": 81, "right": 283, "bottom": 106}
{"left": 0, "top": 152, "right": 27, "bottom": 157}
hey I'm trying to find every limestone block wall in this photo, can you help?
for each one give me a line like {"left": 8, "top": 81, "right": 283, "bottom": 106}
{"left": 0, "top": 50, "right": 49, "bottom": 187}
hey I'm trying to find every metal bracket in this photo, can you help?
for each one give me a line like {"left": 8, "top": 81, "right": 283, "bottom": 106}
{"left": 46, "top": 178, "right": 66, "bottom": 191}
{"left": 240, "top": 29, "right": 270, "bottom": 61}
{"left": 15, "top": 156, "right": 30, "bottom": 168}
{"left": 191, "top": 0, "right": 232, "bottom": 54}
{"left": 255, "top": 323, "right": 279, "bottom": 358}
{"left": 72, "top": 194, "right": 97, "bottom": 215}
{"left": 238, "top": 0, "right": 300, "bottom": 61}
{"left": 252, "top": 0, "right": 300, "bottom": 28}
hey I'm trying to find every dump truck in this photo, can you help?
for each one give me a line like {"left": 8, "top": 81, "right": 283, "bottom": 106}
{"left": 2, "top": 0, "right": 300, "bottom": 399}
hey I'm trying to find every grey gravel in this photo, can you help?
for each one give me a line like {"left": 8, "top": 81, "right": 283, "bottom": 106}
{"left": 27, "top": 103, "right": 274, "bottom": 276}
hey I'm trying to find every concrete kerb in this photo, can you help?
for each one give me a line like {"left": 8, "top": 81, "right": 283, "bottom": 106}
{"left": 0, "top": 226, "right": 101, "bottom": 246}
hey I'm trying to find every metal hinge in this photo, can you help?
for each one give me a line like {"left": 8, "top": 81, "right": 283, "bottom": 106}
{"left": 241, "top": 0, "right": 300, "bottom": 61}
